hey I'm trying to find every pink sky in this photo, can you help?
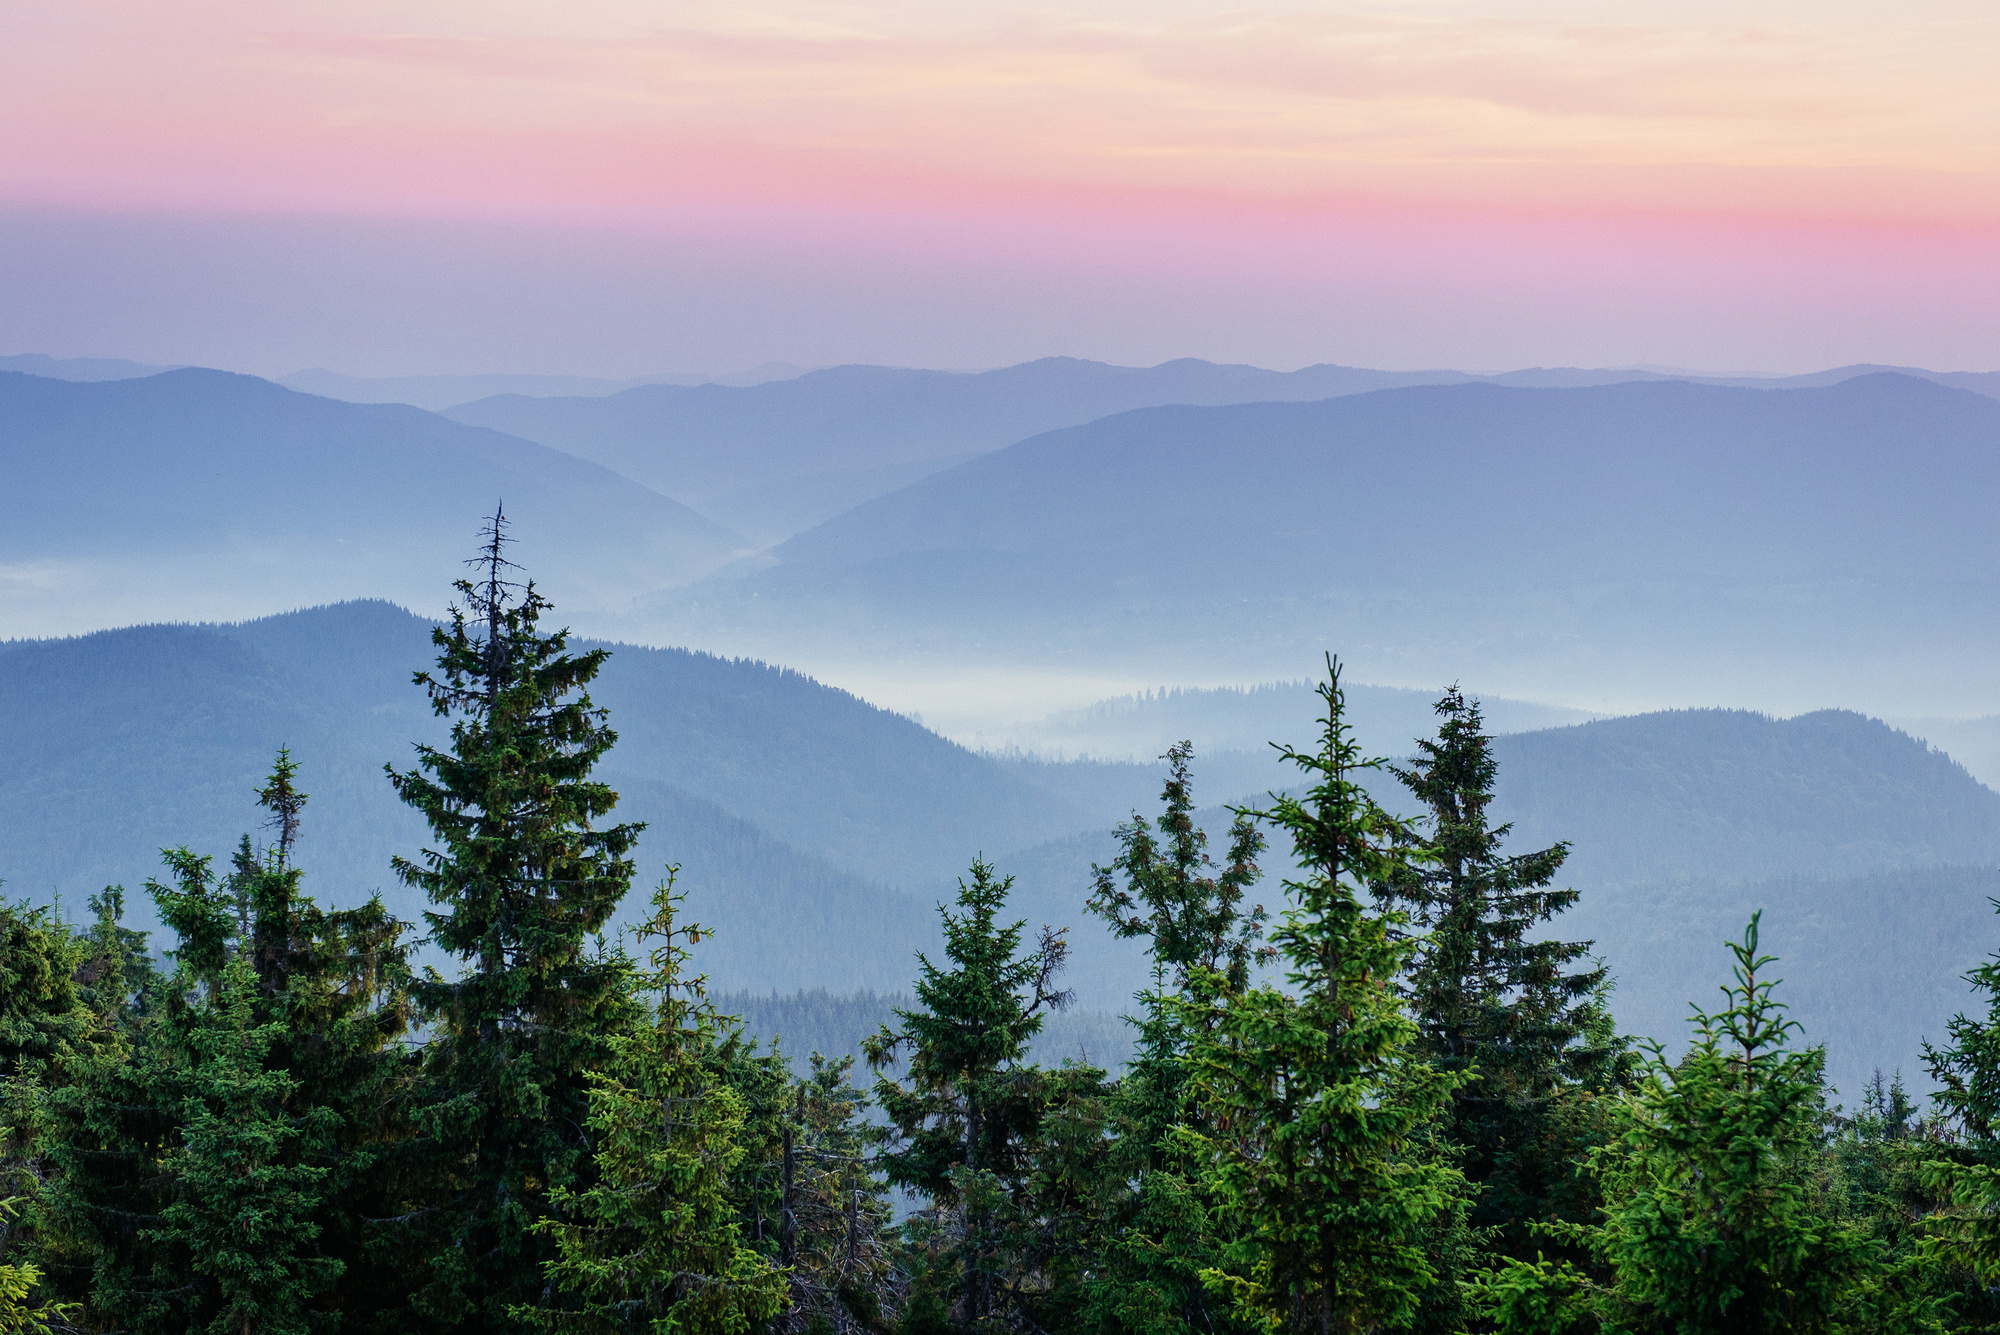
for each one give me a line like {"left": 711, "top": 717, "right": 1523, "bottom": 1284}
{"left": 4, "top": 0, "right": 1998, "bottom": 375}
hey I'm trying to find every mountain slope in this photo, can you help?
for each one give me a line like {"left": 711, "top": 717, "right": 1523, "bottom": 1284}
{"left": 657, "top": 374, "right": 2000, "bottom": 711}
{"left": 0, "top": 369, "right": 746, "bottom": 636}
{"left": 0, "top": 601, "right": 1087, "bottom": 985}
{"left": 438, "top": 358, "right": 1525, "bottom": 540}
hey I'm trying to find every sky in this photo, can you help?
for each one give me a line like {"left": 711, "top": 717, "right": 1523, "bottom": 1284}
{"left": 4, "top": 0, "right": 1998, "bottom": 377}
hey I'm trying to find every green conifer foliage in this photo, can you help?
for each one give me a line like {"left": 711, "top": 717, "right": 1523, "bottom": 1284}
{"left": 0, "top": 903, "right": 94, "bottom": 1085}
{"left": 1373, "top": 688, "right": 1618, "bottom": 1250}
{"left": 0, "top": 1189, "right": 75, "bottom": 1335}
{"left": 1925, "top": 901, "right": 2000, "bottom": 1156}
{"left": 1478, "top": 915, "right": 1887, "bottom": 1333}
{"left": 384, "top": 517, "right": 645, "bottom": 1328}
{"left": 865, "top": 859, "right": 1091, "bottom": 1332}
{"left": 531, "top": 879, "right": 785, "bottom": 1335}
{"left": 154, "top": 952, "right": 342, "bottom": 1335}
{"left": 39, "top": 754, "right": 414, "bottom": 1335}
{"left": 74, "top": 886, "right": 163, "bottom": 1038}
{"left": 1079, "top": 744, "right": 1267, "bottom": 1335}
{"left": 1909, "top": 902, "right": 2000, "bottom": 1317}
{"left": 1178, "top": 659, "right": 1464, "bottom": 1335}
{"left": 772, "top": 1053, "right": 897, "bottom": 1331}
{"left": 0, "top": 906, "right": 97, "bottom": 1335}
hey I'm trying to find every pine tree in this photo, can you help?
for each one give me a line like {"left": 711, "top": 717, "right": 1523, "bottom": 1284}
{"left": 529, "top": 878, "right": 785, "bottom": 1335}
{"left": 384, "top": 512, "right": 646, "bottom": 1329}
{"left": 1373, "top": 688, "right": 1619, "bottom": 1253}
{"left": 0, "top": 901, "right": 96, "bottom": 1087}
{"left": 0, "top": 903, "right": 98, "bottom": 1333}
{"left": 1906, "top": 901, "right": 2000, "bottom": 1322}
{"left": 1177, "top": 658, "right": 1464, "bottom": 1335}
{"left": 773, "top": 1053, "right": 897, "bottom": 1332}
{"left": 74, "top": 886, "right": 163, "bottom": 1038}
{"left": 153, "top": 952, "right": 342, "bottom": 1335}
{"left": 38, "top": 754, "right": 415, "bottom": 1335}
{"left": 1079, "top": 744, "right": 1268, "bottom": 1335}
{"left": 864, "top": 859, "right": 1095, "bottom": 1333}
{"left": 0, "top": 1187, "right": 75, "bottom": 1335}
{"left": 1471, "top": 915, "right": 1888, "bottom": 1333}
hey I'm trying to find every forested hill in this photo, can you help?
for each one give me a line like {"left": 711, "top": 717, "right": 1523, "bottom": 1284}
{"left": 0, "top": 368, "right": 746, "bottom": 638}
{"left": 1490, "top": 707, "right": 2000, "bottom": 885}
{"left": 0, "top": 600, "right": 1092, "bottom": 987}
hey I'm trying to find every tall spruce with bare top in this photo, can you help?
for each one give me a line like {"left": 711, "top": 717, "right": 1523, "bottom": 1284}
{"left": 384, "top": 510, "right": 646, "bottom": 1330}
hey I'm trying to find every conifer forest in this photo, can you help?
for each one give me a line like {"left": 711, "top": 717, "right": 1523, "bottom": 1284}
{"left": 11, "top": 531, "right": 2000, "bottom": 1335}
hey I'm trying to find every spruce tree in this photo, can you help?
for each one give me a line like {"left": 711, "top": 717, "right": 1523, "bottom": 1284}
{"left": 39, "top": 754, "right": 415, "bottom": 1335}
{"left": 1373, "top": 688, "right": 1617, "bottom": 1251}
{"left": 0, "top": 1186, "right": 74, "bottom": 1335}
{"left": 773, "top": 1053, "right": 897, "bottom": 1331}
{"left": 0, "top": 902, "right": 96, "bottom": 1087}
{"left": 530, "top": 879, "right": 785, "bottom": 1335}
{"left": 1907, "top": 902, "right": 2000, "bottom": 1321}
{"left": 384, "top": 513, "right": 645, "bottom": 1329}
{"left": 864, "top": 859, "right": 1095, "bottom": 1333}
{"left": 1177, "top": 658, "right": 1464, "bottom": 1335}
{"left": 1471, "top": 915, "right": 1886, "bottom": 1333}
{"left": 154, "top": 952, "right": 342, "bottom": 1335}
{"left": 0, "top": 903, "right": 98, "bottom": 1333}
{"left": 1079, "top": 744, "right": 1268, "bottom": 1335}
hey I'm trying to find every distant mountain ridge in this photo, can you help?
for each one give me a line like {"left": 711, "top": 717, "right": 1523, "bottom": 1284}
{"left": 0, "top": 352, "right": 182, "bottom": 380}
{"left": 0, "top": 368, "right": 747, "bottom": 637}
{"left": 646, "top": 373, "right": 2000, "bottom": 713}
{"left": 439, "top": 356, "right": 2000, "bottom": 543}
{"left": 0, "top": 600, "right": 1101, "bottom": 987}
{"left": 278, "top": 363, "right": 812, "bottom": 411}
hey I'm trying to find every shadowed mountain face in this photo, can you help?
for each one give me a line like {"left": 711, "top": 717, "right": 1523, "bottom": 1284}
{"left": 439, "top": 357, "right": 1534, "bottom": 541}
{"left": 0, "top": 369, "right": 746, "bottom": 635}
{"left": 645, "top": 374, "right": 2000, "bottom": 712}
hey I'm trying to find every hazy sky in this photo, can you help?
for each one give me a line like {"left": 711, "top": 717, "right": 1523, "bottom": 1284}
{"left": 5, "top": 0, "right": 1997, "bottom": 376}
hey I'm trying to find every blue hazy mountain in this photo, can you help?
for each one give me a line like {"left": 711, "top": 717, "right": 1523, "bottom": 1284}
{"left": 439, "top": 358, "right": 1513, "bottom": 541}
{"left": 439, "top": 357, "right": 2000, "bottom": 544}
{"left": 654, "top": 374, "right": 2000, "bottom": 712}
{"left": 0, "top": 600, "right": 1092, "bottom": 986}
{"left": 0, "top": 352, "right": 181, "bottom": 380}
{"left": 278, "top": 363, "right": 811, "bottom": 412}
{"left": 1489, "top": 708, "right": 2000, "bottom": 886}
{"left": 982, "top": 679, "right": 1595, "bottom": 761}
{"left": 0, "top": 368, "right": 747, "bottom": 634}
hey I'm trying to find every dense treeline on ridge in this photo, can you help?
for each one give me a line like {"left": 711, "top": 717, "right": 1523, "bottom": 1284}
{"left": 9, "top": 529, "right": 2000, "bottom": 1335}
